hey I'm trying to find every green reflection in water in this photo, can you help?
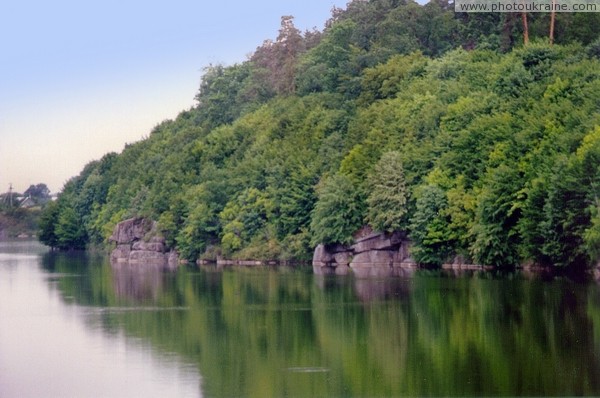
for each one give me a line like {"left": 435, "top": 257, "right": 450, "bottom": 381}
{"left": 42, "top": 252, "right": 600, "bottom": 397}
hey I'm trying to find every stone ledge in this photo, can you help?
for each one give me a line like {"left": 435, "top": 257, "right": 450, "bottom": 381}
{"left": 312, "top": 231, "right": 415, "bottom": 277}
{"left": 109, "top": 217, "right": 178, "bottom": 270}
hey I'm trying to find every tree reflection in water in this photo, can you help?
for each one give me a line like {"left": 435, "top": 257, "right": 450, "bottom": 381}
{"left": 43, "top": 253, "right": 600, "bottom": 397}
{"left": 111, "top": 262, "right": 163, "bottom": 302}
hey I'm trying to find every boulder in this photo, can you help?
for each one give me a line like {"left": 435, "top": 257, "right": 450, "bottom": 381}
{"left": 333, "top": 251, "right": 353, "bottom": 266}
{"left": 351, "top": 231, "right": 404, "bottom": 254}
{"left": 312, "top": 244, "right": 333, "bottom": 266}
{"left": 109, "top": 217, "right": 154, "bottom": 245}
{"left": 351, "top": 250, "right": 394, "bottom": 266}
{"left": 392, "top": 241, "right": 412, "bottom": 264}
{"left": 109, "top": 217, "right": 177, "bottom": 270}
{"left": 312, "top": 230, "right": 415, "bottom": 277}
{"left": 131, "top": 240, "right": 165, "bottom": 253}
{"left": 110, "top": 244, "right": 131, "bottom": 264}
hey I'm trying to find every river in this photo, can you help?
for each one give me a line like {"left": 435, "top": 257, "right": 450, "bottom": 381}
{"left": 1, "top": 240, "right": 600, "bottom": 397}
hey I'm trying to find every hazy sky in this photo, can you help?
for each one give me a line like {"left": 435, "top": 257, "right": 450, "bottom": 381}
{"left": 0, "top": 0, "right": 347, "bottom": 194}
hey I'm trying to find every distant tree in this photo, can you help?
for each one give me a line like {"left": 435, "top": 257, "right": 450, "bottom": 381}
{"left": 276, "top": 15, "right": 304, "bottom": 94}
{"left": 24, "top": 183, "right": 51, "bottom": 201}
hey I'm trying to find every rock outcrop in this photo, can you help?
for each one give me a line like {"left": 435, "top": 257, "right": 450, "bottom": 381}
{"left": 313, "top": 231, "right": 416, "bottom": 277}
{"left": 109, "top": 217, "right": 178, "bottom": 270}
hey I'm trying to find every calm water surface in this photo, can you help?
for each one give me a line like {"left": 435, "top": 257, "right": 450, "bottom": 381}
{"left": 1, "top": 240, "right": 600, "bottom": 397}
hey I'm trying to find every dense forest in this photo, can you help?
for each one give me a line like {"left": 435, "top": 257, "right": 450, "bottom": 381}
{"left": 39, "top": 0, "right": 600, "bottom": 269}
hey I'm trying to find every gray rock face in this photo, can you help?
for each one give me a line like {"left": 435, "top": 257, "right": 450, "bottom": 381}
{"left": 109, "top": 218, "right": 153, "bottom": 245}
{"left": 109, "top": 217, "right": 178, "bottom": 270}
{"left": 131, "top": 239, "right": 165, "bottom": 253}
{"left": 312, "top": 231, "right": 416, "bottom": 277}
{"left": 350, "top": 231, "right": 404, "bottom": 254}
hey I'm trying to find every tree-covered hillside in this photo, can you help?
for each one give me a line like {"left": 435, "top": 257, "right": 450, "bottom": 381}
{"left": 40, "top": 0, "right": 600, "bottom": 269}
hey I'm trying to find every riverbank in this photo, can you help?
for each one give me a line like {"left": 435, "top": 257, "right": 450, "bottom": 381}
{"left": 0, "top": 209, "right": 40, "bottom": 240}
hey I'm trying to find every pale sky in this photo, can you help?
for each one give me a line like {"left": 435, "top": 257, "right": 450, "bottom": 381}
{"left": 0, "top": 0, "right": 347, "bottom": 194}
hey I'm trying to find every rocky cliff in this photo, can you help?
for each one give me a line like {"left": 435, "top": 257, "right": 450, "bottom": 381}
{"left": 312, "top": 231, "right": 417, "bottom": 277}
{"left": 109, "top": 217, "right": 178, "bottom": 270}
{"left": 313, "top": 230, "right": 501, "bottom": 277}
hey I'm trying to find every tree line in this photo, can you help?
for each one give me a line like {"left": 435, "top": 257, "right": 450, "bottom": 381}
{"left": 39, "top": 0, "right": 600, "bottom": 269}
{"left": 1, "top": 183, "right": 51, "bottom": 238}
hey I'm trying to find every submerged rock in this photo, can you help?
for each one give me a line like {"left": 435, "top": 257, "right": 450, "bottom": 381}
{"left": 109, "top": 217, "right": 178, "bottom": 270}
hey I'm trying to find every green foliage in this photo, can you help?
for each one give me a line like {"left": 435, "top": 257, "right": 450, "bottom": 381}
{"left": 56, "top": 209, "right": 83, "bottom": 249}
{"left": 296, "top": 20, "right": 360, "bottom": 95}
{"left": 37, "top": 1, "right": 600, "bottom": 268}
{"left": 359, "top": 52, "right": 428, "bottom": 105}
{"left": 38, "top": 201, "right": 60, "bottom": 248}
{"left": 469, "top": 164, "right": 523, "bottom": 268}
{"left": 576, "top": 127, "right": 600, "bottom": 264}
{"left": 583, "top": 207, "right": 600, "bottom": 263}
{"left": 366, "top": 151, "right": 408, "bottom": 232}
{"left": 0, "top": 207, "right": 42, "bottom": 239}
{"left": 195, "top": 63, "right": 259, "bottom": 128}
{"left": 310, "top": 173, "right": 364, "bottom": 246}
{"left": 219, "top": 188, "right": 273, "bottom": 256}
{"left": 409, "top": 184, "right": 454, "bottom": 266}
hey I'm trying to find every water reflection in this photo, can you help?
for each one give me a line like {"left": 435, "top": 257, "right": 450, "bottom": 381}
{"left": 111, "top": 262, "right": 164, "bottom": 302}
{"left": 37, "top": 251, "right": 600, "bottom": 397}
{"left": 0, "top": 243, "right": 200, "bottom": 398}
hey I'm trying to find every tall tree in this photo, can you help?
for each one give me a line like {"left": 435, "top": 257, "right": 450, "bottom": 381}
{"left": 55, "top": 205, "right": 86, "bottom": 250}
{"left": 251, "top": 16, "right": 304, "bottom": 95}
{"left": 310, "top": 173, "right": 364, "bottom": 246}
{"left": 38, "top": 200, "right": 60, "bottom": 249}
{"left": 549, "top": 4, "right": 556, "bottom": 45}
{"left": 409, "top": 184, "right": 454, "bottom": 266}
{"left": 366, "top": 151, "right": 408, "bottom": 232}
{"left": 522, "top": 12, "right": 530, "bottom": 45}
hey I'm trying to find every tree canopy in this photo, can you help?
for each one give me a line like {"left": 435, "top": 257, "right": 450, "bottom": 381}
{"left": 39, "top": 0, "right": 600, "bottom": 268}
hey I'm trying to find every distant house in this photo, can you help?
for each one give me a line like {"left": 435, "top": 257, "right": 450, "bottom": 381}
{"left": 19, "top": 196, "right": 37, "bottom": 209}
